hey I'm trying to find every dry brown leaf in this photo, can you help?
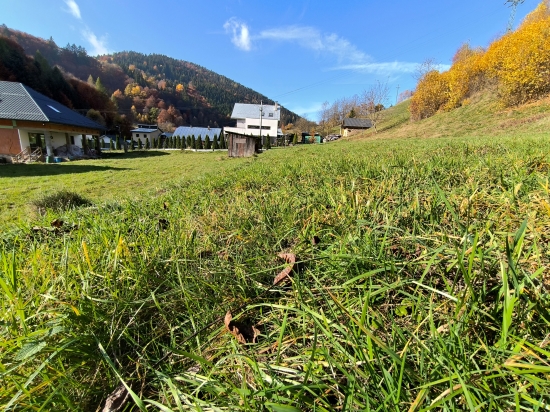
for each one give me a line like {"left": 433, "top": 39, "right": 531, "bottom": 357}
{"left": 225, "top": 310, "right": 260, "bottom": 344}
{"left": 274, "top": 253, "right": 296, "bottom": 285}
{"left": 51, "top": 219, "right": 63, "bottom": 228}
{"left": 101, "top": 384, "right": 129, "bottom": 412}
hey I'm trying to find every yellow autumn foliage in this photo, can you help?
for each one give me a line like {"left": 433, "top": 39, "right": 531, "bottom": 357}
{"left": 411, "top": 0, "right": 550, "bottom": 120}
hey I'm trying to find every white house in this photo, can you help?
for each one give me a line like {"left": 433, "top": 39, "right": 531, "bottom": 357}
{"left": 224, "top": 103, "right": 282, "bottom": 146}
{"left": 131, "top": 124, "right": 162, "bottom": 147}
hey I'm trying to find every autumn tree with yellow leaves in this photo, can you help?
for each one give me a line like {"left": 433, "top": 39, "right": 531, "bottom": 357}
{"left": 410, "top": 0, "right": 550, "bottom": 120}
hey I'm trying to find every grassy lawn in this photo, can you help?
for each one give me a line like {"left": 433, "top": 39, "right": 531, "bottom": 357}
{"left": 1, "top": 96, "right": 550, "bottom": 410}
{"left": 0, "top": 150, "right": 248, "bottom": 224}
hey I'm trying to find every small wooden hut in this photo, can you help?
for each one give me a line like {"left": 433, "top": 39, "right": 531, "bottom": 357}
{"left": 226, "top": 131, "right": 259, "bottom": 157}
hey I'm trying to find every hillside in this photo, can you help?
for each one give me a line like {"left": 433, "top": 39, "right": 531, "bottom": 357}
{"left": 0, "top": 25, "right": 300, "bottom": 130}
{"left": 350, "top": 88, "right": 550, "bottom": 142}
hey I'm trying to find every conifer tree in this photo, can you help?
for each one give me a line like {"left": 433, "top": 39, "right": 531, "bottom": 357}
{"left": 192, "top": 135, "right": 196, "bottom": 149}
{"left": 138, "top": 138, "right": 143, "bottom": 150}
{"left": 178, "top": 136, "right": 182, "bottom": 149}
{"left": 187, "top": 136, "right": 191, "bottom": 149}
{"left": 181, "top": 136, "right": 186, "bottom": 149}
{"left": 197, "top": 135, "right": 203, "bottom": 150}
{"left": 130, "top": 139, "right": 134, "bottom": 151}
{"left": 213, "top": 134, "right": 219, "bottom": 150}
{"left": 220, "top": 134, "right": 226, "bottom": 149}
{"left": 109, "top": 137, "right": 114, "bottom": 151}
{"left": 205, "top": 135, "right": 211, "bottom": 150}
{"left": 266, "top": 134, "right": 271, "bottom": 150}
{"left": 145, "top": 138, "right": 150, "bottom": 150}
{"left": 293, "top": 133, "right": 298, "bottom": 145}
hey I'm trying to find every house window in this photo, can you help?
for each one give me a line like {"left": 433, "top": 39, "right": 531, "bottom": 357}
{"left": 247, "top": 125, "right": 271, "bottom": 130}
{"left": 136, "top": 134, "right": 140, "bottom": 137}
{"left": 269, "top": 113, "right": 273, "bottom": 117}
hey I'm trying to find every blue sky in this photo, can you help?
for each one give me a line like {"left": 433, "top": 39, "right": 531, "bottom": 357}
{"left": 1, "top": 0, "right": 539, "bottom": 120}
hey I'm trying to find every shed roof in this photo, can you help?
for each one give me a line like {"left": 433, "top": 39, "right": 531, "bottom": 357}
{"left": 231, "top": 103, "right": 281, "bottom": 121}
{"left": 342, "top": 118, "right": 373, "bottom": 128}
{"left": 173, "top": 126, "right": 222, "bottom": 140}
{"left": 0, "top": 81, "right": 104, "bottom": 130}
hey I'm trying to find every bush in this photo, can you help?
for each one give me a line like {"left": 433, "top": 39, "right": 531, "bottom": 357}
{"left": 32, "top": 190, "right": 92, "bottom": 214}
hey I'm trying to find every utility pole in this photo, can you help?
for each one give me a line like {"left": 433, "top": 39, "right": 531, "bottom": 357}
{"left": 395, "top": 84, "right": 400, "bottom": 106}
{"left": 259, "top": 100, "right": 263, "bottom": 148}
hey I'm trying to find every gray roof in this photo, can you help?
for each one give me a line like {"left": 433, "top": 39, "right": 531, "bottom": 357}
{"left": 131, "top": 128, "right": 161, "bottom": 133}
{"left": 342, "top": 118, "right": 373, "bottom": 128}
{"left": 0, "top": 81, "right": 104, "bottom": 130}
{"left": 173, "top": 126, "right": 222, "bottom": 140}
{"left": 231, "top": 103, "right": 281, "bottom": 121}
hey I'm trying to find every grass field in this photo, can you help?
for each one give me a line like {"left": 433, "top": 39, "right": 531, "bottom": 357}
{"left": 1, "top": 96, "right": 550, "bottom": 410}
{"left": 0, "top": 150, "right": 248, "bottom": 224}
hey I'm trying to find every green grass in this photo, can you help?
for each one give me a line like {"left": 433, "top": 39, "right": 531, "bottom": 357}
{"left": 1, "top": 97, "right": 550, "bottom": 410}
{"left": 0, "top": 150, "right": 248, "bottom": 224}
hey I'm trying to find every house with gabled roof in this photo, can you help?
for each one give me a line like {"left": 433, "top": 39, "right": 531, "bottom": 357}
{"left": 130, "top": 124, "right": 162, "bottom": 147}
{"left": 341, "top": 118, "right": 373, "bottom": 137}
{"left": 224, "top": 102, "right": 283, "bottom": 157}
{"left": 0, "top": 80, "right": 104, "bottom": 162}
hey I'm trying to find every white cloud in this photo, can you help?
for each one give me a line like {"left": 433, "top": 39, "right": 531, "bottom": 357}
{"left": 287, "top": 101, "right": 324, "bottom": 118}
{"left": 334, "top": 62, "right": 451, "bottom": 74}
{"left": 63, "top": 0, "right": 81, "bottom": 19}
{"left": 223, "top": 18, "right": 251, "bottom": 51}
{"left": 82, "top": 28, "right": 109, "bottom": 55}
{"left": 258, "top": 26, "right": 370, "bottom": 65}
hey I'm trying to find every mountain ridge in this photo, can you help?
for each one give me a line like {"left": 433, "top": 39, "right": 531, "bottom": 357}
{"left": 0, "top": 25, "right": 300, "bottom": 130}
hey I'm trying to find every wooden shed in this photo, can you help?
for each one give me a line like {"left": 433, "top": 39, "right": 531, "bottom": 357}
{"left": 226, "top": 131, "right": 259, "bottom": 157}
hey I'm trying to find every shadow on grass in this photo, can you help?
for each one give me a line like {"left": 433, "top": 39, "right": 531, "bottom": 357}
{"left": 0, "top": 164, "right": 131, "bottom": 178}
{"left": 100, "top": 150, "right": 171, "bottom": 159}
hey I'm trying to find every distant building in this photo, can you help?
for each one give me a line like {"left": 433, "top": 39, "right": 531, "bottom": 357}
{"left": 0, "top": 80, "right": 104, "bottom": 162}
{"left": 224, "top": 103, "right": 282, "bottom": 157}
{"left": 131, "top": 124, "right": 162, "bottom": 147}
{"left": 341, "top": 118, "right": 372, "bottom": 137}
{"left": 172, "top": 126, "right": 222, "bottom": 142}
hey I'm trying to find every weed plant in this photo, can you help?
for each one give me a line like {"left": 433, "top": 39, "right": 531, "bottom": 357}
{"left": 31, "top": 189, "right": 92, "bottom": 214}
{"left": 1, "top": 134, "right": 549, "bottom": 411}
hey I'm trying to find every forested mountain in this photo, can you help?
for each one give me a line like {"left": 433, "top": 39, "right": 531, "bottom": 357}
{"left": 0, "top": 25, "right": 300, "bottom": 132}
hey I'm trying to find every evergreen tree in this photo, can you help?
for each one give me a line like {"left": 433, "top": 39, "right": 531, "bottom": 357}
{"left": 266, "top": 134, "right": 271, "bottom": 150}
{"left": 213, "top": 134, "right": 219, "bottom": 150}
{"left": 186, "top": 135, "right": 191, "bottom": 149}
{"left": 292, "top": 133, "right": 298, "bottom": 145}
{"left": 130, "top": 139, "right": 134, "bottom": 151}
{"left": 138, "top": 138, "right": 143, "bottom": 150}
{"left": 181, "top": 136, "right": 186, "bottom": 149}
{"left": 95, "top": 77, "right": 107, "bottom": 94}
{"left": 109, "top": 137, "right": 113, "bottom": 151}
{"left": 153, "top": 138, "right": 158, "bottom": 149}
{"left": 205, "top": 135, "right": 211, "bottom": 150}
{"left": 169, "top": 136, "right": 174, "bottom": 148}
{"left": 178, "top": 136, "right": 182, "bottom": 149}
{"left": 87, "top": 74, "right": 94, "bottom": 86}
{"left": 220, "top": 134, "right": 226, "bottom": 149}
{"left": 145, "top": 138, "right": 150, "bottom": 150}
{"left": 192, "top": 135, "right": 196, "bottom": 150}
{"left": 197, "top": 135, "right": 203, "bottom": 150}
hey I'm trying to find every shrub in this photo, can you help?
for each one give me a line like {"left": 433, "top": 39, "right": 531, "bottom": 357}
{"left": 213, "top": 134, "right": 219, "bottom": 150}
{"left": 205, "top": 135, "right": 211, "bottom": 150}
{"left": 32, "top": 190, "right": 92, "bottom": 214}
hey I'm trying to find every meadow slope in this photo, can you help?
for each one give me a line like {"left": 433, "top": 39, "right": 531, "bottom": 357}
{"left": 1, "top": 95, "right": 550, "bottom": 410}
